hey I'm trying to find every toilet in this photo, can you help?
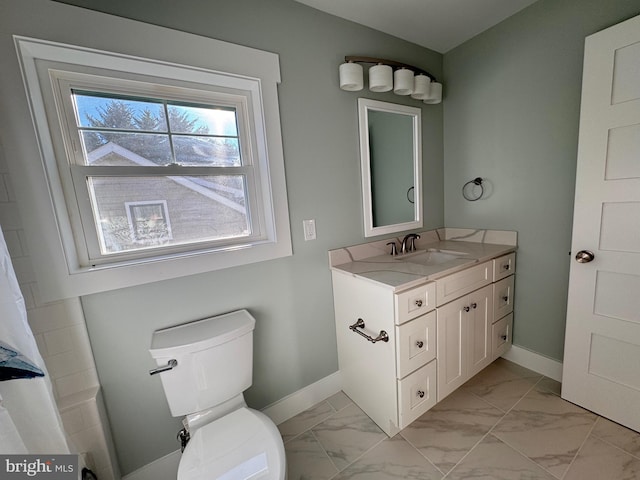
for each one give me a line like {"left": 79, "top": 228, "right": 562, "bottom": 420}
{"left": 149, "top": 310, "right": 286, "bottom": 479}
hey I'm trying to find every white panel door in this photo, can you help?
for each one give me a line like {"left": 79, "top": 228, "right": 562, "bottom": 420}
{"left": 562, "top": 14, "right": 640, "bottom": 432}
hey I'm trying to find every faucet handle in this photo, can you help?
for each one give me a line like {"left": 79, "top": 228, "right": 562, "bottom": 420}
{"left": 386, "top": 241, "right": 398, "bottom": 256}
{"left": 408, "top": 234, "right": 420, "bottom": 252}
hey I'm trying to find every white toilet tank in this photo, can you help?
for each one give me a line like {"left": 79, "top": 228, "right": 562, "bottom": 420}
{"left": 149, "top": 310, "right": 256, "bottom": 417}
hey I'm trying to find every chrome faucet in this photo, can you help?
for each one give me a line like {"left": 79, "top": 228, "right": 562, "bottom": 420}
{"left": 401, "top": 233, "right": 420, "bottom": 254}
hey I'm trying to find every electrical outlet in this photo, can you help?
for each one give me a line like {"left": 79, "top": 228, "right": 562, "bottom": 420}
{"left": 303, "top": 219, "right": 316, "bottom": 241}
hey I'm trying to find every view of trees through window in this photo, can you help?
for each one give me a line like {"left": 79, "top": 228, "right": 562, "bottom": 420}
{"left": 71, "top": 91, "right": 251, "bottom": 256}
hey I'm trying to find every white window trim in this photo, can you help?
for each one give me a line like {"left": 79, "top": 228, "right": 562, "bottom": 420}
{"left": 14, "top": 35, "right": 291, "bottom": 301}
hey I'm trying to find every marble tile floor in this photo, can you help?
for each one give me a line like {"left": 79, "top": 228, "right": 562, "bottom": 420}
{"left": 278, "top": 358, "right": 640, "bottom": 480}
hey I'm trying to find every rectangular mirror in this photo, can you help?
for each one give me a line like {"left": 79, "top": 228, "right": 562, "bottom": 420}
{"left": 358, "top": 98, "right": 422, "bottom": 237}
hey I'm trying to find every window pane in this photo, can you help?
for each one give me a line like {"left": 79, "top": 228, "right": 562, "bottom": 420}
{"left": 173, "top": 135, "right": 241, "bottom": 166}
{"left": 73, "top": 91, "right": 167, "bottom": 131}
{"left": 168, "top": 104, "right": 237, "bottom": 136}
{"left": 81, "top": 131, "right": 173, "bottom": 165}
{"left": 87, "top": 175, "right": 250, "bottom": 255}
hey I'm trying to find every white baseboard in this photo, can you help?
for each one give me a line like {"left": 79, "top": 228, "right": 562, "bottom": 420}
{"left": 261, "top": 370, "right": 342, "bottom": 425}
{"left": 122, "top": 450, "right": 180, "bottom": 480}
{"left": 123, "top": 370, "right": 342, "bottom": 480}
{"left": 502, "top": 345, "right": 563, "bottom": 382}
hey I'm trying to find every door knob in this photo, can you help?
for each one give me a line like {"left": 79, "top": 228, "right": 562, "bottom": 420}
{"left": 575, "top": 250, "right": 595, "bottom": 263}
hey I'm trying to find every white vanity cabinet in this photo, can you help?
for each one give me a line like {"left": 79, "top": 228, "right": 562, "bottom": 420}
{"left": 330, "top": 238, "right": 516, "bottom": 436}
{"left": 331, "top": 272, "right": 437, "bottom": 436}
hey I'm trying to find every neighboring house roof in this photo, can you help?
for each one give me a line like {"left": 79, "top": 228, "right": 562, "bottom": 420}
{"left": 87, "top": 142, "right": 246, "bottom": 213}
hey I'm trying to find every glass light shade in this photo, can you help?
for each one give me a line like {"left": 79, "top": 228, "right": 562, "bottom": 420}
{"left": 369, "top": 64, "right": 393, "bottom": 92}
{"left": 393, "top": 68, "right": 414, "bottom": 95}
{"left": 411, "top": 74, "right": 431, "bottom": 99}
{"left": 339, "top": 62, "right": 363, "bottom": 91}
{"left": 423, "top": 82, "right": 443, "bottom": 104}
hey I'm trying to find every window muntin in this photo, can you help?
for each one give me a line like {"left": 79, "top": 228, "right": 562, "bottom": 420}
{"left": 52, "top": 73, "right": 265, "bottom": 265}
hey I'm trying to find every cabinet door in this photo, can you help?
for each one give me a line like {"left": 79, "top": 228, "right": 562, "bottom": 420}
{"left": 492, "top": 313, "right": 513, "bottom": 360}
{"left": 467, "top": 285, "right": 494, "bottom": 378}
{"left": 493, "top": 253, "right": 516, "bottom": 282}
{"left": 396, "top": 311, "right": 436, "bottom": 379}
{"left": 436, "top": 295, "right": 467, "bottom": 401}
{"left": 395, "top": 282, "right": 436, "bottom": 325}
{"left": 398, "top": 361, "right": 437, "bottom": 428}
{"left": 493, "top": 275, "right": 515, "bottom": 322}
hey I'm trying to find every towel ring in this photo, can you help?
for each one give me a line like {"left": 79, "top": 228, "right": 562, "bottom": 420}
{"left": 462, "top": 177, "right": 484, "bottom": 201}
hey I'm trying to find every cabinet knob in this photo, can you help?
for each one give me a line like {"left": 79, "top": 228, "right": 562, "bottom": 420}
{"left": 471, "top": 302, "right": 477, "bottom": 309}
{"left": 417, "top": 390, "right": 425, "bottom": 398}
{"left": 501, "top": 334, "right": 508, "bottom": 341}
{"left": 502, "top": 295, "right": 509, "bottom": 302}
{"left": 414, "top": 299, "right": 423, "bottom": 307}
{"left": 463, "top": 306, "right": 470, "bottom": 312}
{"left": 503, "top": 264, "right": 511, "bottom": 270}
{"left": 416, "top": 340, "right": 424, "bottom": 348}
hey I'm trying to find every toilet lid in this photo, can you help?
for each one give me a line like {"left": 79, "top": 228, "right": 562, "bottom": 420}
{"left": 178, "top": 407, "right": 285, "bottom": 480}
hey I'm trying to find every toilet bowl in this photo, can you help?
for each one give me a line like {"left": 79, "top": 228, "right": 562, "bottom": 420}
{"left": 149, "top": 310, "right": 286, "bottom": 479}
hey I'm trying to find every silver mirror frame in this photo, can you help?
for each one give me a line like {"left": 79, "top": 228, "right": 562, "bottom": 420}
{"left": 358, "top": 98, "right": 423, "bottom": 237}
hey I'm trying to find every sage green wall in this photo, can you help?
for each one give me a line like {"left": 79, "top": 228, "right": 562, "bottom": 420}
{"left": 443, "top": 0, "right": 640, "bottom": 361}
{"left": 46, "top": 0, "right": 443, "bottom": 474}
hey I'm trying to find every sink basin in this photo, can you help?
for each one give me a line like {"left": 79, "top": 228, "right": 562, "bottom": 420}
{"left": 395, "top": 248, "right": 468, "bottom": 266}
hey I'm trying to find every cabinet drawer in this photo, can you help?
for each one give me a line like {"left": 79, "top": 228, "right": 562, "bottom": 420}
{"left": 396, "top": 311, "right": 436, "bottom": 379}
{"left": 493, "top": 275, "right": 515, "bottom": 322}
{"left": 493, "top": 253, "right": 516, "bottom": 282}
{"left": 395, "top": 282, "right": 436, "bottom": 325}
{"left": 397, "top": 360, "right": 437, "bottom": 429}
{"left": 436, "top": 261, "right": 492, "bottom": 306}
{"left": 492, "top": 313, "right": 513, "bottom": 360}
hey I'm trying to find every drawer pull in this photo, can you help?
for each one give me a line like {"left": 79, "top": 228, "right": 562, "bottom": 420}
{"left": 349, "top": 318, "right": 389, "bottom": 344}
{"left": 416, "top": 340, "right": 424, "bottom": 348}
{"left": 417, "top": 390, "right": 425, "bottom": 398}
{"left": 415, "top": 299, "right": 423, "bottom": 307}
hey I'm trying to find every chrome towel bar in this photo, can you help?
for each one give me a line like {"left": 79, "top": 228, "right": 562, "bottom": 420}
{"left": 349, "top": 318, "right": 389, "bottom": 344}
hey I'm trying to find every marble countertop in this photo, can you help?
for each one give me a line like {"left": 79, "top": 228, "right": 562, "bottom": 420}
{"left": 330, "top": 238, "right": 516, "bottom": 292}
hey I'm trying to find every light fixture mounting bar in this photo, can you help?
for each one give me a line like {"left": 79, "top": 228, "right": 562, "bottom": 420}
{"left": 344, "top": 56, "right": 436, "bottom": 82}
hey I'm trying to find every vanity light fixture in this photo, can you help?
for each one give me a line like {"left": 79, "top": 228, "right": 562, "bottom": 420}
{"left": 339, "top": 56, "right": 442, "bottom": 104}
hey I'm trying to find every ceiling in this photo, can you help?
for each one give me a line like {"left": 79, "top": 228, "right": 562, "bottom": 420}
{"left": 294, "top": 0, "right": 539, "bottom": 53}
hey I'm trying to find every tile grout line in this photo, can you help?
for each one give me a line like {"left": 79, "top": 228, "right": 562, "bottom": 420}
{"left": 484, "top": 375, "right": 585, "bottom": 480}
{"left": 559, "top": 415, "right": 599, "bottom": 480}
{"left": 442, "top": 375, "right": 554, "bottom": 479}
{"left": 397, "top": 431, "right": 447, "bottom": 478}
{"left": 586, "top": 418, "right": 640, "bottom": 462}
{"left": 401, "top": 370, "right": 549, "bottom": 478}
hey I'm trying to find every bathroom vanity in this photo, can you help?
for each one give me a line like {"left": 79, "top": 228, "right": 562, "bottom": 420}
{"left": 329, "top": 229, "right": 516, "bottom": 436}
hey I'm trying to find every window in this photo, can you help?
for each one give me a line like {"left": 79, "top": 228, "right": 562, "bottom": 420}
{"left": 15, "top": 36, "right": 291, "bottom": 300}
{"left": 52, "top": 74, "right": 267, "bottom": 266}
